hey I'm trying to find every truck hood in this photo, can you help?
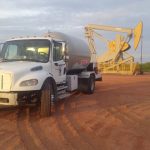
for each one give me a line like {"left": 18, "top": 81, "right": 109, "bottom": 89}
{"left": 0, "top": 61, "right": 47, "bottom": 92}
{"left": 0, "top": 61, "right": 43, "bottom": 73}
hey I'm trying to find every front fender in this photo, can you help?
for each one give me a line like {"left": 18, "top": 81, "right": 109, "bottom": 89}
{"left": 12, "top": 71, "right": 52, "bottom": 91}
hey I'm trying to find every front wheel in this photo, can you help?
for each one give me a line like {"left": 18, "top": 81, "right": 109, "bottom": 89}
{"left": 40, "top": 80, "right": 51, "bottom": 117}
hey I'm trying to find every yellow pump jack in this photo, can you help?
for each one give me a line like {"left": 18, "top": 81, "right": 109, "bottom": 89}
{"left": 85, "top": 21, "right": 143, "bottom": 75}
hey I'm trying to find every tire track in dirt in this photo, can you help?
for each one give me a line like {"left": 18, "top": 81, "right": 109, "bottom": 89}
{"left": 0, "top": 107, "right": 19, "bottom": 149}
{"left": 6, "top": 138, "right": 26, "bottom": 150}
{"left": 107, "top": 107, "right": 140, "bottom": 125}
{"left": 103, "top": 101, "right": 150, "bottom": 150}
{"left": 0, "top": 134, "right": 17, "bottom": 149}
{"left": 63, "top": 97, "right": 108, "bottom": 150}
{"left": 17, "top": 107, "right": 45, "bottom": 150}
{"left": 70, "top": 94, "right": 150, "bottom": 150}
{"left": 55, "top": 96, "right": 95, "bottom": 150}
{"left": 89, "top": 110, "right": 117, "bottom": 137}
{"left": 28, "top": 107, "right": 59, "bottom": 150}
{"left": 107, "top": 101, "right": 150, "bottom": 127}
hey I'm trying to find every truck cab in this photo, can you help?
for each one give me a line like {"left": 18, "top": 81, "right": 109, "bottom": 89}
{"left": 0, "top": 35, "right": 102, "bottom": 117}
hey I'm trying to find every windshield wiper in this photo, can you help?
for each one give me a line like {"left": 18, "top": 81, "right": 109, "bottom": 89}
{"left": 20, "top": 59, "right": 42, "bottom": 62}
{"left": 0, "top": 58, "right": 11, "bottom": 62}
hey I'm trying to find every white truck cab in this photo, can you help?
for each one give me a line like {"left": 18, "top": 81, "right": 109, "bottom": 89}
{"left": 0, "top": 33, "right": 102, "bottom": 117}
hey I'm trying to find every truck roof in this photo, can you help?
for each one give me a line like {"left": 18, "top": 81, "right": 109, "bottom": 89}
{"left": 5, "top": 36, "right": 63, "bottom": 42}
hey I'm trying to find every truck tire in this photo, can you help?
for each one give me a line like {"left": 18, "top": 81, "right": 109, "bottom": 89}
{"left": 87, "top": 75, "right": 95, "bottom": 94}
{"left": 40, "top": 80, "right": 52, "bottom": 117}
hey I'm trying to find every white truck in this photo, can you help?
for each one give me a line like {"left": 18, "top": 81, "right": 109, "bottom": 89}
{"left": 0, "top": 32, "right": 102, "bottom": 117}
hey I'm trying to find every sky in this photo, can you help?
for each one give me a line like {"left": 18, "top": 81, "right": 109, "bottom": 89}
{"left": 0, "top": 0, "right": 149, "bottom": 62}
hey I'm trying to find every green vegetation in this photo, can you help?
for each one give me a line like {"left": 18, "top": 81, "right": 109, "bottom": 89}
{"left": 141, "top": 62, "right": 150, "bottom": 72}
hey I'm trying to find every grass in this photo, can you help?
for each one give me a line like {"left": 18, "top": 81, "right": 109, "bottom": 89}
{"left": 141, "top": 62, "right": 150, "bottom": 72}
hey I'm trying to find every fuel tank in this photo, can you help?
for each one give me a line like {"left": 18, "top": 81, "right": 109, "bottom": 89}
{"left": 48, "top": 32, "right": 91, "bottom": 72}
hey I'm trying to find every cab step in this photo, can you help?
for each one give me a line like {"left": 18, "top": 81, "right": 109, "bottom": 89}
{"left": 57, "top": 85, "right": 68, "bottom": 91}
{"left": 57, "top": 93, "right": 71, "bottom": 100}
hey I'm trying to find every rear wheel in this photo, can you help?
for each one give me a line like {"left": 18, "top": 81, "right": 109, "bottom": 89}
{"left": 40, "top": 80, "right": 51, "bottom": 117}
{"left": 87, "top": 75, "right": 95, "bottom": 94}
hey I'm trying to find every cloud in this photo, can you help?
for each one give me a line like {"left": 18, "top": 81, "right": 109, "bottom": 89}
{"left": 0, "top": 0, "right": 149, "bottom": 61}
{"left": 0, "top": 9, "right": 47, "bottom": 19}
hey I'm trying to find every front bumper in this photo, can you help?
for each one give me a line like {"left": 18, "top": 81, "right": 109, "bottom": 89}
{"left": 0, "top": 93, "right": 18, "bottom": 106}
{"left": 95, "top": 73, "right": 102, "bottom": 81}
{"left": 0, "top": 91, "right": 40, "bottom": 106}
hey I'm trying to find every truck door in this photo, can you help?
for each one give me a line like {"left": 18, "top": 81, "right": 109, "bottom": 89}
{"left": 52, "top": 41, "right": 66, "bottom": 84}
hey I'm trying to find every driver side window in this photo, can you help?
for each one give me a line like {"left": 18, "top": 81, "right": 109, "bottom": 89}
{"left": 5, "top": 45, "right": 18, "bottom": 59}
{"left": 53, "top": 41, "right": 63, "bottom": 61}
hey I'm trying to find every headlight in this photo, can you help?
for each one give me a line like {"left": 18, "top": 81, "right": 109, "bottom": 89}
{"left": 20, "top": 79, "right": 38, "bottom": 87}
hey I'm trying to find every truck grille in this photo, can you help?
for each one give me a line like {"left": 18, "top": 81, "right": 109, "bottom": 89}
{"left": 0, "top": 73, "right": 12, "bottom": 91}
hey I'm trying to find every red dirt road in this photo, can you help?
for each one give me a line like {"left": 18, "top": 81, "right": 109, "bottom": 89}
{"left": 0, "top": 75, "right": 150, "bottom": 150}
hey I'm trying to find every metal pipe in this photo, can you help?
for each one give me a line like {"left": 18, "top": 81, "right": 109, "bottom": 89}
{"left": 86, "top": 24, "right": 133, "bottom": 34}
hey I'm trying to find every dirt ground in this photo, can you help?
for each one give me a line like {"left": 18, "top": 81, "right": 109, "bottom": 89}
{"left": 0, "top": 74, "right": 150, "bottom": 150}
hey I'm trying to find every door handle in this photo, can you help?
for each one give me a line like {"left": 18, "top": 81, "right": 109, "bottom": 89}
{"left": 54, "top": 63, "right": 58, "bottom": 66}
{"left": 54, "top": 63, "right": 65, "bottom": 66}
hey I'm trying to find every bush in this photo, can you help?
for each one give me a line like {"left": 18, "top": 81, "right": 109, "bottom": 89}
{"left": 141, "top": 62, "right": 150, "bottom": 72}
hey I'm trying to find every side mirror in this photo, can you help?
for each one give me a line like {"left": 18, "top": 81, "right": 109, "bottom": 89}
{"left": 63, "top": 55, "right": 69, "bottom": 62}
{"left": 0, "top": 43, "right": 3, "bottom": 53}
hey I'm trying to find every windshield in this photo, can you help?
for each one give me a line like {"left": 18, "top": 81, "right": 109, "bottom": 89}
{"left": 0, "top": 39, "right": 50, "bottom": 63}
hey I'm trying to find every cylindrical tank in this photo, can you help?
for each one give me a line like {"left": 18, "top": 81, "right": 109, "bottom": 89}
{"left": 48, "top": 32, "right": 91, "bottom": 72}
